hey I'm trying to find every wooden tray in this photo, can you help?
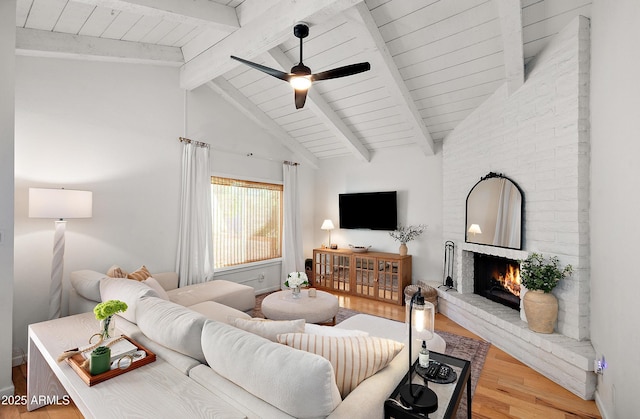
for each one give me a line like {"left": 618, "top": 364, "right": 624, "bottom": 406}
{"left": 66, "top": 336, "right": 156, "bottom": 386}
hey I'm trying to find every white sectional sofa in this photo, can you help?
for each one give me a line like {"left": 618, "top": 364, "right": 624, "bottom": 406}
{"left": 69, "top": 269, "right": 256, "bottom": 315}
{"left": 71, "top": 275, "right": 445, "bottom": 418}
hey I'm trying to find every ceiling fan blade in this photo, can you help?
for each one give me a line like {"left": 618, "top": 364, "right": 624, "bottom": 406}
{"left": 294, "top": 89, "right": 309, "bottom": 109}
{"left": 230, "top": 56, "right": 290, "bottom": 82}
{"left": 311, "top": 62, "right": 371, "bottom": 81}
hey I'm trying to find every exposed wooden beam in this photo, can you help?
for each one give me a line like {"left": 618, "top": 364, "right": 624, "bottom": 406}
{"left": 206, "top": 79, "right": 320, "bottom": 170}
{"left": 266, "top": 48, "right": 371, "bottom": 163}
{"left": 351, "top": 3, "right": 435, "bottom": 156}
{"left": 72, "top": 0, "right": 239, "bottom": 31}
{"left": 180, "top": 0, "right": 364, "bottom": 90}
{"left": 15, "top": 27, "right": 183, "bottom": 66}
{"left": 494, "top": 0, "right": 524, "bottom": 95}
{"left": 236, "top": 0, "right": 279, "bottom": 27}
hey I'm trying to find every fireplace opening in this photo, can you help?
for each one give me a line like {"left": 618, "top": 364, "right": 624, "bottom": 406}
{"left": 474, "top": 254, "right": 521, "bottom": 310}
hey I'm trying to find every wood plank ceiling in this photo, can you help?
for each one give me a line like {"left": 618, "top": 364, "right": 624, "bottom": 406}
{"left": 15, "top": 0, "right": 592, "bottom": 165}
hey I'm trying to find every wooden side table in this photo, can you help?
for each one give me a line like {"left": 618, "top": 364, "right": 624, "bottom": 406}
{"left": 384, "top": 351, "right": 472, "bottom": 419}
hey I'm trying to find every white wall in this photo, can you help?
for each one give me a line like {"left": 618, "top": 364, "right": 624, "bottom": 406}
{"left": 314, "top": 146, "right": 443, "bottom": 283}
{"left": 0, "top": 0, "right": 16, "bottom": 397}
{"left": 590, "top": 0, "right": 640, "bottom": 416}
{"left": 13, "top": 56, "right": 314, "bottom": 358}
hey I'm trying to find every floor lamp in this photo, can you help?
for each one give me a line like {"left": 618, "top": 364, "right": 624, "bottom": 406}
{"left": 29, "top": 188, "right": 92, "bottom": 320}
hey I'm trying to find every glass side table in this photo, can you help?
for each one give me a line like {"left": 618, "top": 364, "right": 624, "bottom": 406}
{"left": 384, "top": 351, "right": 472, "bottom": 419}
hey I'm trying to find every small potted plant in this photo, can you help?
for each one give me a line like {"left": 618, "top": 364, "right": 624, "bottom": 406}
{"left": 519, "top": 253, "right": 572, "bottom": 333}
{"left": 389, "top": 225, "right": 426, "bottom": 256}
{"left": 94, "top": 300, "right": 128, "bottom": 339}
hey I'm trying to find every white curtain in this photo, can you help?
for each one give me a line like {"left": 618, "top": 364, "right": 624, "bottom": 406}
{"left": 282, "top": 163, "right": 303, "bottom": 289}
{"left": 176, "top": 142, "right": 214, "bottom": 287}
{"left": 492, "top": 178, "right": 522, "bottom": 248}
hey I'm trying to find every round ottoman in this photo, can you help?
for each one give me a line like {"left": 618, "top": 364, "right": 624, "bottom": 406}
{"left": 261, "top": 289, "right": 339, "bottom": 324}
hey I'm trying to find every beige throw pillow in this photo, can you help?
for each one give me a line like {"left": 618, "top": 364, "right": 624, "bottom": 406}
{"left": 106, "top": 265, "right": 128, "bottom": 278}
{"left": 127, "top": 265, "right": 151, "bottom": 281}
{"left": 277, "top": 333, "right": 404, "bottom": 398}
{"left": 230, "top": 317, "right": 305, "bottom": 342}
{"left": 142, "top": 277, "right": 169, "bottom": 300}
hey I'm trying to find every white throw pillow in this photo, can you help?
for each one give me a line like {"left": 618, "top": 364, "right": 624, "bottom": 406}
{"left": 99, "top": 277, "right": 159, "bottom": 324}
{"left": 136, "top": 296, "right": 207, "bottom": 363}
{"left": 304, "top": 323, "right": 369, "bottom": 337}
{"left": 277, "top": 333, "right": 404, "bottom": 398}
{"left": 230, "top": 317, "right": 305, "bottom": 342}
{"left": 201, "top": 320, "right": 341, "bottom": 417}
{"left": 142, "top": 277, "right": 169, "bottom": 301}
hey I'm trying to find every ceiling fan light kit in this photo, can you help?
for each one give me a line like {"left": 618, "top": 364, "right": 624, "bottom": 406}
{"left": 231, "top": 23, "right": 370, "bottom": 109}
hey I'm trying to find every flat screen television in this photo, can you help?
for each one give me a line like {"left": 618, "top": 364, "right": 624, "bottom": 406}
{"left": 339, "top": 191, "right": 397, "bottom": 230}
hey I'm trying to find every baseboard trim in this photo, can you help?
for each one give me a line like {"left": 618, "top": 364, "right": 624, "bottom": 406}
{"left": 594, "top": 391, "right": 612, "bottom": 419}
{"left": 0, "top": 383, "right": 15, "bottom": 397}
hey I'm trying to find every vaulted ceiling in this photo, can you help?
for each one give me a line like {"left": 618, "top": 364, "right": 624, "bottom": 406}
{"left": 15, "top": 0, "right": 592, "bottom": 168}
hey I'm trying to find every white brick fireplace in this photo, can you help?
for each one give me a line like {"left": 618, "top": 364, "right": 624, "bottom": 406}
{"left": 438, "top": 16, "right": 596, "bottom": 399}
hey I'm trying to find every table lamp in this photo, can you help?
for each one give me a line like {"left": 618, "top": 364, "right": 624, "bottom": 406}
{"left": 468, "top": 223, "right": 482, "bottom": 237}
{"left": 400, "top": 287, "right": 437, "bottom": 413}
{"left": 321, "top": 219, "right": 335, "bottom": 248}
{"left": 29, "top": 188, "right": 92, "bottom": 319}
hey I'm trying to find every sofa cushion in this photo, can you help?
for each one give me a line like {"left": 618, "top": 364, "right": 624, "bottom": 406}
{"left": 277, "top": 333, "right": 404, "bottom": 398}
{"left": 71, "top": 270, "right": 107, "bottom": 302}
{"left": 127, "top": 265, "right": 152, "bottom": 281}
{"left": 143, "top": 277, "right": 170, "bottom": 300}
{"left": 304, "top": 323, "right": 369, "bottom": 337}
{"left": 137, "top": 296, "right": 208, "bottom": 364}
{"left": 99, "top": 277, "right": 160, "bottom": 323}
{"left": 201, "top": 321, "right": 341, "bottom": 418}
{"left": 230, "top": 317, "right": 305, "bottom": 342}
{"left": 167, "top": 279, "right": 255, "bottom": 312}
{"left": 189, "top": 301, "right": 250, "bottom": 324}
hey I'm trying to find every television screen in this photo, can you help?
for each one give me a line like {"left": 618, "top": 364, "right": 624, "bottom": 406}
{"left": 339, "top": 191, "right": 397, "bottom": 230}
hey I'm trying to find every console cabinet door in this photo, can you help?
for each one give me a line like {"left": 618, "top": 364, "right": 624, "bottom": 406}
{"left": 354, "top": 255, "right": 376, "bottom": 298}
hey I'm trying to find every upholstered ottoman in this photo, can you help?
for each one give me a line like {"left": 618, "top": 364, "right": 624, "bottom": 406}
{"left": 261, "top": 289, "right": 339, "bottom": 324}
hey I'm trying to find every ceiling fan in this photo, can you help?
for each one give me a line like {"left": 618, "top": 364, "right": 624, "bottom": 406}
{"left": 231, "top": 23, "right": 371, "bottom": 109}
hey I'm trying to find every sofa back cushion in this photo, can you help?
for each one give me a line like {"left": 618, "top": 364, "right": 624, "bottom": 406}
{"left": 229, "top": 317, "right": 305, "bottom": 342}
{"left": 136, "top": 296, "right": 208, "bottom": 364}
{"left": 277, "top": 333, "right": 404, "bottom": 398}
{"left": 201, "top": 321, "right": 341, "bottom": 418}
{"left": 99, "top": 277, "right": 160, "bottom": 323}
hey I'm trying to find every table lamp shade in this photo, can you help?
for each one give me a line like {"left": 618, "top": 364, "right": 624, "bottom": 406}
{"left": 320, "top": 219, "right": 334, "bottom": 230}
{"left": 468, "top": 223, "right": 482, "bottom": 235}
{"left": 29, "top": 188, "right": 93, "bottom": 219}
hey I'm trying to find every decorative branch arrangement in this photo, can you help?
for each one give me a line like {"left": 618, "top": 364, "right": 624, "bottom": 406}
{"left": 389, "top": 225, "right": 427, "bottom": 244}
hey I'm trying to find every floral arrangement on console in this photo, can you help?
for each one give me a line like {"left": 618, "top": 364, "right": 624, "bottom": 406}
{"left": 285, "top": 271, "right": 309, "bottom": 288}
{"left": 94, "top": 300, "right": 128, "bottom": 339}
{"left": 519, "top": 253, "right": 573, "bottom": 293}
{"left": 389, "top": 224, "right": 426, "bottom": 244}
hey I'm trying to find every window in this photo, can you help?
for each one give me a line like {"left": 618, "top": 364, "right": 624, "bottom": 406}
{"left": 211, "top": 176, "right": 283, "bottom": 269}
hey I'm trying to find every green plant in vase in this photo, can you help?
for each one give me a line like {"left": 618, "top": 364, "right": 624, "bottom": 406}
{"left": 519, "top": 253, "right": 572, "bottom": 333}
{"left": 94, "top": 300, "right": 128, "bottom": 340}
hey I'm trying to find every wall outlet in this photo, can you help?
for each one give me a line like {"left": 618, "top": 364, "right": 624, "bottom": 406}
{"left": 594, "top": 356, "right": 606, "bottom": 374}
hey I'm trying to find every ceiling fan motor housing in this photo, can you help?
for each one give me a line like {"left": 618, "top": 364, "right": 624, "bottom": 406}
{"left": 293, "top": 23, "right": 309, "bottom": 39}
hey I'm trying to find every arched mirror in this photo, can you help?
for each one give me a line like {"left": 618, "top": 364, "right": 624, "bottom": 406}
{"left": 465, "top": 172, "right": 523, "bottom": 249}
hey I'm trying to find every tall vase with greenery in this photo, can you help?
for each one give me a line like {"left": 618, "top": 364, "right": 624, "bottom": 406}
{"left": 389, "top": 225, "right": 426, "bottom": 256}
{"left": 519, "top": 253, "right": 572, "bottom": 333}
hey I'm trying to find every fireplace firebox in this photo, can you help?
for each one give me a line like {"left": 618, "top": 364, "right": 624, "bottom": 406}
{"left": 474, "top": 254, "right": 521, "bottom": 310}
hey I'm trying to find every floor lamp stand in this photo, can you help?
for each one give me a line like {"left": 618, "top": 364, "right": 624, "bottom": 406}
{"left": 49, "top": 220, "right": 66, "bottom": 320}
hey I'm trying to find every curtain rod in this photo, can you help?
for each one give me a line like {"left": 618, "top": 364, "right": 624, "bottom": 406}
{"left": 179, "top": 137, "right": 299, "bottom": 165}
{"left": 179, "top": 137, "right": 209, "bottom": 148}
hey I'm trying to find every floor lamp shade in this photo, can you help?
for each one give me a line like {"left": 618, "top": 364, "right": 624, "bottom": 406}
{"left": 29, "top": 188, "right": 93, "bottom": 219}
{"left": 29, "top": 188, "right": 93, "bottom": 320}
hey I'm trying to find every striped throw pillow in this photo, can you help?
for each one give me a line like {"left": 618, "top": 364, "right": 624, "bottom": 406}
{"left": 106, "top": 265, "right": 128, "bottom": 278}
{"left": 127, "top": 265, "right": 151, "bottom": 281}
{"left": 277, "top": 333, "right": 403, "bottom": 398}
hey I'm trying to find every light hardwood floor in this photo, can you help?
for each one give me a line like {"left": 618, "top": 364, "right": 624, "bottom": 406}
{"left": 6, "top": 293, "right": 601, "bottom": 419}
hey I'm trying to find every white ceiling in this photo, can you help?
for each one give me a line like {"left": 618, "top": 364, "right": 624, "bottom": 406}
{"left": 15, "top": 0, "right": 592, "bottom": 167}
